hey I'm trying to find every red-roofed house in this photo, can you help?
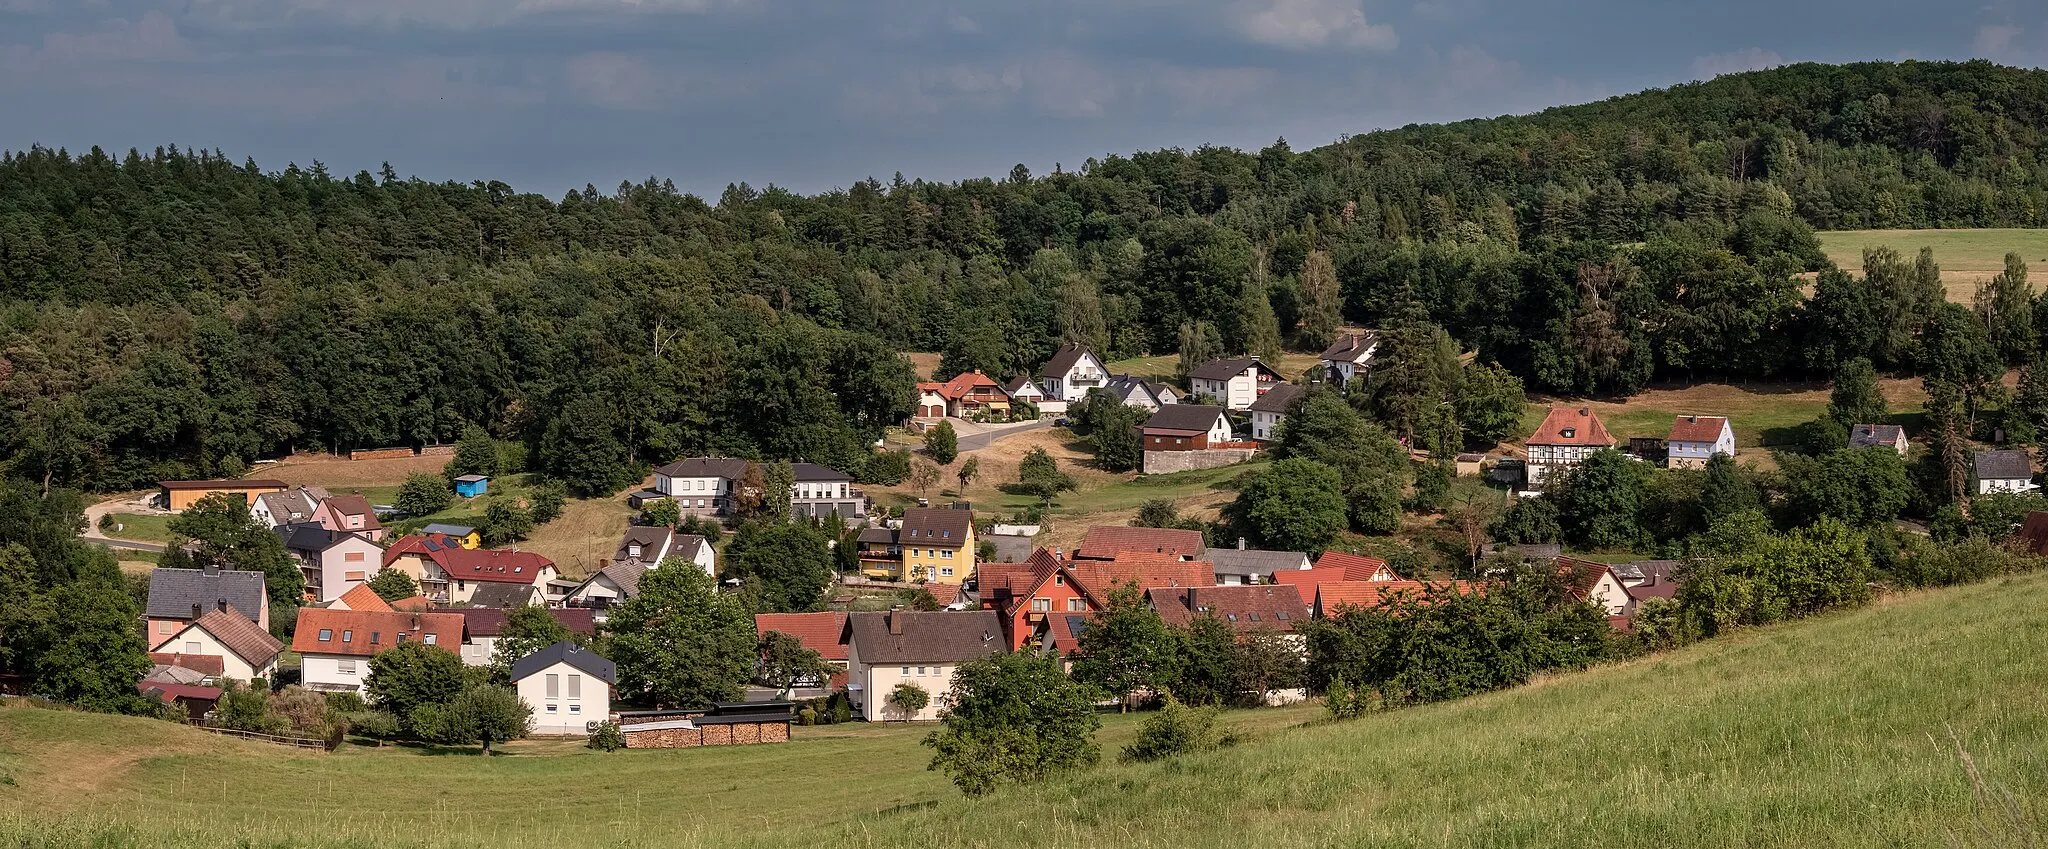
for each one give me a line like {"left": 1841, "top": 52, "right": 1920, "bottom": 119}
{"left": 1146, "top": 585, "right": 1309, "bottom": 634}
{"left": 915, "top": 370, "right": 1012, "bottom": 419}
{"left": 1558, "top": 557, "right": 1630, "bottom": 617}
{"left": 1666, "top": 415, "right": 1735, "bottom": 469}
{"left": 293, "top": 608, "right": 467, "bottom": 694}
{"left": 1311, "top": 551, "right": 1402, "bottom": 581}
{"left": 311, "top": 495, "right": 385, "bottom": 542}
{"left": 155, "top": 606, "right": 285, "bottom": 682}
{"left": 1073, "top": 526, "right": 1206, "bottom": 561}
{"left": 138, "top": 680, "right": 223, "bottom": 720}
{"left": 1525, "top": 407, "right": 1617, "bottom": 487}
{"left": 979, "top": 548, "right": 1213, "bottom": 651}
{"left": 384, "top": 534, "right": 558, "bottom": 605}
{"left": 1310, "top": 580, "right": 1482, "bottom": 618}
{"left": 755, "top": 612, "right": 851, "bottom": 691}
{"left": 331, "top": 583, "right": 393, "bottom": 612}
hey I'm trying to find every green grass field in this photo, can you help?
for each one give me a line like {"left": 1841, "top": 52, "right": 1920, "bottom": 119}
{"left": 1817, "top": 229, "right": 2048, "bottom": 304}
{"left": 8, "top": 572, "right": 2048, "bottom": 848}
{"left": 102, "top": 513, "right": 176, "bottom": 545}
{"left": 1519, "top": 377, "right": 1930, "bottom": 454}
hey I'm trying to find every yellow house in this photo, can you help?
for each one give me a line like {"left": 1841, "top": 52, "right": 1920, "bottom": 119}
{"left": 422, "top": 524, "right": 482, "bottom": 549}
{"left": 900, "top": 507, "right": 974, "bottom": 585}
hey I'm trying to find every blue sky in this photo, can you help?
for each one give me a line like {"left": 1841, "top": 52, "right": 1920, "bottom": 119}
{"left": 1, "top": 0, "right": 2042, "bottom": 197}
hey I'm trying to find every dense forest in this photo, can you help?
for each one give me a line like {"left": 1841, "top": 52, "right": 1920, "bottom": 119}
{"left": 3, "top": 60, "right": 2048, "bottom": 493}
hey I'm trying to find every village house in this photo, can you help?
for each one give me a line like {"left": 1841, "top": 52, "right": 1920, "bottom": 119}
{"left": 325, "top": 583, "right": 392, "bottom": 612}
{"left": 138, "top": 678, "right": 222, "bottom": 721}
{"left": 1139, "top": 404, "right": 1235, "bottom": 453}
{"left": 855, "top": 526, "right": 906, "bottom": 579}
{"left": 157, "top": 479, "right": 289, "bottom": 511}
{"left": 1073, "top": 525, "right": 1207, "bottom": 561}
{"left": 1147, "top": 584, "right": 1310, "bottom": 637}
{"left": 901, "top": 507, "right": 975, "bottom": 584}
{"left": 1972, "top": 450, "right": 2038, "bottom": 495}
{"left": 1204, "top": 540, "right": 1311, "bottom": 585}
{"left": 915, "top": 370, "right": 1012, "bottom": 420}
{"left": 1039, "top": 342, "right": 1109, "bottom": 405}
{"left": 510, "top": 641, "right": 616, "bottom": 735}
{"left": 1272, "top": 552, "right": 1402, "bottom": 603}
{"left": 1247, "top": 383, "right": 1305, "bottom": 441}
{"left": 1559, "top": 557, "right": 1631, "bottom": 618}
{"left": 454, "top": 607, "right": 597, "bottom": 668}
{"left": 153, "top": 605, "right": 284, "bottom": 683}
{"left": 382, "top": 534, "right": 559, "bottom": 605}
{"left": 277, "top": 523, "right": 386, "bottom": 603}
{"left": 1001, "top": 376, "right": 1049, "bottom": 413}
{"left": 562, "top": 562, "right": 649, "bottom": 620}
{"left": 1188, "top": 357, "right": 1284, "bottom": 410}
{"left": 612, "top": 526, "right": 715, "bottom": 574}
{"left": 1611, "top": 560, "right": 1682, "bottom": 615}
{"left": 310, "top": 494, "right": 385, "bottom": 543}
{"left": 652, "top": 457, "right": 749, "bottom": 516}
{"left": 250, "top": 486, "right": 326, "bottom": 528}
{"left": 754, "top": 612, "right": 850, "bottom": 691}
{"left": 1849, "top": 424, "right": 1909, "bottom": 455}
{"left": 1319, "top": 332, "right": 1380, "bottom": 386}
{"left": 791, "top": 463, "right": 865, "bottom": 522}
{"left": 977, "top": 548, "right": 1214, "bottom": 651}
{"left": 1665, "top": 415, "right": 1735, "bottom": 469}
{"left": 145, "top": 565, "right": 269, "bottom": 650}
{"left": 1100, "top": 374, "right": 1183, "bottom": 412}
{"left": 1524, "top": 406, "right": 1617, "bottom": 488}
{"left": 1309, "top": 580, "right": 1479, "bottom": 619}
{"left": 421, "top": 523, "right": 482, "bottom": 548}
{"left": 292, "top": 608, "right": 466, "bottom": 695}
{"left": 843, "top": 609, "right": 1006, "bottom": 722}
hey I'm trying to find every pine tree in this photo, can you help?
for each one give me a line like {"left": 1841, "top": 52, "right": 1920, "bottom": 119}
{"left": 1297, "top": 250, "right": 1342, "bottom": 350}
{"left": 1237, "top": 277, "right": 1283, "bottom": 363}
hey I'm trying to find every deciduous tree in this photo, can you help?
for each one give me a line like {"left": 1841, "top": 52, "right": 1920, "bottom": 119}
{"left": 924, "top": 653, "right": 1101, "bottom": 797}
{"left": 606, "top": 563, "right": 756, "bottom": 708}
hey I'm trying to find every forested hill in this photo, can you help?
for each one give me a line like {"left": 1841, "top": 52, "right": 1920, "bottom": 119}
{"left": 3, "top": 60, "right": 2046, "bottom": 494}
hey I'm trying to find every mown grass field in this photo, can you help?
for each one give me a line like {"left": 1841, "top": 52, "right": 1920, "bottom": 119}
{"left": 1519, "top": 376, "right": 1932, "bottom": 456}
{"left": 7, "top": 571, "right": 2048, "bottom": 848}
{"left": 1817, "top": 228, "right": 2048, "bottom": 304}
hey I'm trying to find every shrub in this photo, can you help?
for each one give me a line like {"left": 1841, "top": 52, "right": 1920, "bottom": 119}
{"left": 347, "top": 710, "right": 402, "bottom": 740}
{"left": 829, "top": 691, "right": 853, "bottom": 724}
{"left": 587, "top": 720, "right": 627, "bottom": 752}
{"left": 797, "top": 708, "right": 818, "bottom": 726}
{"left": 269, "top": 686, "right": 331, "bottom": 734}
{"left": 325, "top": 691, "right": 367, "bottom": 713}
{"left": 1324, "top": 675, "right": 1373, "bottom": 720}
{"left": 1120, "top": 694, "right": 1238, "bottom": 763}
{"left": 396, "top": 472, "right": 454, "bottom": 516}
{"left": 528, "top": 481, "right": 567, "bottom": 524}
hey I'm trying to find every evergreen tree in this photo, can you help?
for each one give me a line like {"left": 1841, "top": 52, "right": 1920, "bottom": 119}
{"left": 1298, "top": 250, "right": 1342, "bottom": 349}
{"left": 1237, "top": 277, "right": 1283, "bottom": 363}
{"left": 1698, "top": 452, "right": 1756, "bottom": 526}
{"left": 925, "top": 421, "right": 959, "bottom": 465}
{"left": 1975, "top": 252, "right": 2035, "bottom": 365}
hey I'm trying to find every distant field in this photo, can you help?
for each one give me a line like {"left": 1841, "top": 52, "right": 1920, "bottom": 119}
{"left": 1519, "top": 376, "right": 1931, "bottom": 456}
{"left": 1817, "top": 229, "right": 2048, "bottom": 304}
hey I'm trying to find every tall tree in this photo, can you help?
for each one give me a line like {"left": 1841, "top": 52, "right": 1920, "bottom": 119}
{"left": 1456, "top": 361, "right": 1526, "bottom": 446}
{"left": 489, "top": 605, "right": 577, "bottom": 674}
{"left": 166, "top": 492, "right": 304, "bottom": 602}
{"left": 1297, "top": 250, "right": 1342, "bottom": 350}
{"left": 1975, "top": 252, "right": 2035, "bottom": 365}
{"left": 606, "top": 562, "right": 757, "bottom": 707}
{"left": 1071, "top": 583, "right": 1182, "bottom": 704}
{"left": 1174, "top": 320, "right": 1223, "bottom": 388}
{"left": 1236, "top": 277, "right": 1284, "bottom": 363}
{"left": 722, "top": 521, "right": 834, "bottom": 613}
{"left": 1228, "top": 458, "right": 1349, "bottom": 553}
{"left": 1825, "top": 357, "right": 1889, "bottom": 430}
{"left": 1550, "top": 449, "right": 1648, "bottom": 549}
{"left": 923, "top": 653, "right": 1102, "bottom": 797}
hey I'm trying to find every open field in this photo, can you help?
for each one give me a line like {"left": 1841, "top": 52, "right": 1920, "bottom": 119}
{"left": 9, "top": 571, "right": 2048, "bottom": 848}
{"left": 1518, "top": 376, "right": 1932, "bottom": 458}
{"left": 1817, "top": 229, "right": 2048, "bottom": 304}
{"left": 101, "top": 512, "right": 176, "bottom": 545}
{"left": 516, "top": 487, "right": 640, "bottom": 577}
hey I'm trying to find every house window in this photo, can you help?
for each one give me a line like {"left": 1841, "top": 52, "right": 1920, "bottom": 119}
{"left": 917, "top": 667, "right": 927, "bottom": 676}
{"left": 318, "top": 629, "right": 333, "bottom": 641}
{"left": 466, "top": 643, "right": 481, "bottom": 657}
{"left": 158, "top": 621, "right": 175, "bottom": 634}
{"left": 1053, "top": 576, "right": 1063, "bottom": 586}
{"left": 1067, "top": 598, "right": 1085, "bottom": 612}
{"left": 370, "top": 632, "right": 380, "bottom": 645}
{"left": 940, "top": 567, "right": 954, "bottom": 577}
{"left": 570, "top": 705, "right": 580, "bottom": 714}
{"left": 900, "top": 666, "right": 910, "bottom": 676}
{"left": 546, "top": 704, "right": 557, "bottom": 713}
{"left": 424, "top": 634, "right": 436, "bottom": 645}
{"left": 337, "top": 659, "right": 356, "bottom": 675}
{"left": 345, "top": 552, "right": 365, "bottom": 562}
{"left": 184, "top": 641, "right": 201, "bottom": 654}
{"left": 342, "top": 630, "right": 353, "bottom": 642}
{"left": 546, "top": 673, "right": 560, "bottom": 698}
{"left": 568, "top": 675, "right": 581, "bottom": 699}
{"left": 1033, "top": 598, "right": 1051, "bottom": 612}
{"left": 941, "top": 550, "right": 952, "bottom": 559}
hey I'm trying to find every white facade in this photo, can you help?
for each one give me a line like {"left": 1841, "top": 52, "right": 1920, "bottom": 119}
{"left": 1583, "top": 570, "right": 1630, "bottom": 616}
{"left": 515, "top": 660, "right": 611, "bottom": 735}
{"left": 300, "top": 653, "right": 372, "bottom": 695}
{"left": 306, "top": 535, "right": 386, "bottom": 603}
{"left": 1978, "top": 477, "right": 2040, "bottom": 495}
{"left": 1251, "top": 409, "right": 1284, "bottom": 441}
{"left": 846, "top": 639, "right": 959, "bottom": 722}
{"left": 656, "top": 472, "right": 731, "bottom": 502}
{"left": 1044, "top": 350, "right": 1108, "bottom": 403}
{"left": 159, "top": 622, "right": 277, "bottom": 683}
{"left": 461, "top": 636, "right": 498, "bottom": 667}
{"left": 1322, "top": 344, "right": 1376, "bottom": 386}
{"left": 1190, "top": 367, "right": 1273, "bottom": 411}
{"left": 1667, "top": 420, "right": 1736, "bottom": 469}
{"left": 1525, "top": 444, "right": 1602, "bottom": 487}
{"left": 426, "top": 566, "right": 556, "bottom": 606}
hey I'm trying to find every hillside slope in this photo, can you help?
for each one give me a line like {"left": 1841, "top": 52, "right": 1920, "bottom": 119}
{"left": 6, "top": 572, "right": 2048, "bottom": 848}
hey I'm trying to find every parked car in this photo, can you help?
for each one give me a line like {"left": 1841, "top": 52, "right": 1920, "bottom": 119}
{"left": 1054, "top": 417, "right": 1071, "bottom": 427}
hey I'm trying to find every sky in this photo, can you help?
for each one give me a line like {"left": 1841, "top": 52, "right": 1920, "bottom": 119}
{"left": 2, "top": 0, "right": 2044, "bottom": 198}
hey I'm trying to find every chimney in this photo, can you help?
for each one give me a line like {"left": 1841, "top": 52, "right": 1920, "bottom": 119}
{"left": 1238, "top": 537, "right": 1247, "bottom": 550}
{"left": 887, "top": 611, "right": 904, "bottom": 636}
{"left": 191, "top": 603, "right": 202, "bottom": 620}
{"left": 1579, "top": 407, "right": 1590, "bottom": 416}
{"left": 203, "top": 563, "right": 220, "bottom": 576}
{"left": 216, "top": 598, "right": 229, "bottom": 613}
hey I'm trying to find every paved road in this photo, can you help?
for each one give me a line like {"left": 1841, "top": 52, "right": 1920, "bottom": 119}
{"left": 956, "top": 418, "right": 1049, "bottom": 451}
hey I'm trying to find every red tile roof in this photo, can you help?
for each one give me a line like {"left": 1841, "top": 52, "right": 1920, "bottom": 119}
{"left": 138, "top": 681, "right": 222, "bottom": 704}
{"left": 1667, "top": 415, "right": 1729, "bottom": 444}
{"left": 382, "top": 533, "right": 465, "bottom": 567}
{"left": 925, "top": 583, "right": 962, "bottom": 607}
{"left": 292, "top": 609, "right": 466, "bottom": 657}
{"left": 1309, "top": 552, "right": 1400, "bottom": 581}
{"left": 1069, "top": 557, "right": 1214, "bottom": 606}
{"left": 917, "top": 370, "right": 1009, "bottom": 401}
{"left": 390, "top": 595, "right": 435, "bottom": 611}
{"left": 1074, "top": 526, "right": 1206, "bottom": 561}
{"left": 1147, "top": 585, "right": 1309, "bottom": 633}
{"left": 320, "top": 494, "right": 383, "bottom": 531}
{"left": 392, "top": 543, "right": 555, "bottom": 584}
{"left": 755, "top": 612, "right": 851, "bottom": 662}
{"left": 183, "top": 606, "right": 286, "bottom": 668}
{"left": 1558, "top": 557, "right": 1617, "bottom": 600}
{"left": 149, "top": 653, "right": 225, "bottom": 676}
{"left": 1527, "top": 407, "right": 1616, "bottom": 447}
{"left": 336, "top": 583, "right": 393, "bottom": 612}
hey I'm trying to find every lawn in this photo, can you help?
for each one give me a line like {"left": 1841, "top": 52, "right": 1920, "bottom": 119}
{"left": 1518, "top": 376, "right": 1931, "bottom": 455}
{"left": 10, "top": 572, "right": 2048, "bottom": 848}
{"left": 102, "top": 513, "right": 176, "bottom": 545}
{"left": 1816, "top": 228, "right": 2048, "bottom": 304}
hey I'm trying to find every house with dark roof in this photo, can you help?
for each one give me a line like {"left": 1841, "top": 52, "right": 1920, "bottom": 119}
{"left": 1849, "top": 424, "right": 1908, "bottom": 455}
{"left": 1319, "top": 332, "right": 1380, "bottom": 386}
{"left": 1140, "top": 405, "right": 1235, "bottom": 453}
{"left": 1525, "top": 407, "right": 1617, "bottom": 488}
{"left": 146, "top": 565, "right": 269, "bottom": 650}
{"left": 1248, "top": 383, "right": 1305, "bottom": 441}
{"left": 311, "top": 495, "right": 384, "bottom": 542}
{"left": 292, "top": 608, "right": 467, "bottom": 694}
{"left": 901, "top": 507, "right": 975, "bottom": 584}
{"left": 155, "top": 605, "right": 286, "bottom": 682}
{"left": 1205, "top": 541, "right": 1311, "bottom": 585}
{"left": 510, "top": 641, "right": 617, "bottom": 735}
{"left": 1973, "top": 449, "right": 2038, "bottom": 495}
{"left": 791, "top": 463, "right": 865, "bottom": 522}
{"left": 613, "top": 526, "right": 715, "bottom": 574}
{"left": 1100, "top": 374, "right": 1183, "bottom": 413}
{"left": 454, "top": 607, "right": 596, "bottom": 667}
{"left": 1188, "top": 357, "right": 1285, "bottom": 410}
{"left": 562, "top": 562, "right": 651, "bottom": 621}
{"left": 843, "top": 610, "right": 1005, "bottom": 721}
{"left": 1666, "top": 415, "right": 1735, "bottom": 469}
{"left": 1001, "top": 375, "right": 1049, "bottom": 410}
{"left": 1039, "top": 342, "right": 1109, "bottom": 405}
{"left": 250, "top": 486, "right": 325, "bottom": 528}
{"left": 1615, "top": 560, "right": 1682, "bottom": 614}
{"left": 466, "top": 581, "right": 543, "bottom": 609}
{"left": 138, "top": 679, "right": 222, "bottom": 721}
{"left": 277, "top": 523, "right": 385, "bottom": 603}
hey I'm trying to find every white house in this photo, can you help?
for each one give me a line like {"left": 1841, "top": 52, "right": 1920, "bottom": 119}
{"left": 652, "top": 457, "right": 748, "bottom": 516}
{"left": 250, "top": 487, "right": 324, "bottom": 528}
{"left": 1524, "top": 407, "right": 1617, "bottom": 488}
{"left": 1101, "top": 374, "right": 1182, "bottom": 413}
{"left": 1319, "top": 332, "right": 1379, "bottom": 386}
{"left": 157, "top": 606, "right": 285, "bottom": 683}
{"left": 1002, "top": 376, "right": 1049, "bottom": 412}
{"left": 1038, "top": 342, "right": 1109, "bottom": 404}
{"left": 843, "top": 610, "right": 1004, "bottom": 722}
{"left": 510, "top": 641, "right": 616, "bottom": 735}
{"left": 1247, "top": 383, "right": 1304, "bottom": 441}
{"left": 562, "top": 562, "right": 648, "bottom": 621}
{"left": 1562, "top": 558, "right": 1630, "bottom": 617}
{"left": 278, "top": 524, "right": 386, "bottom": 603}
{"left": 613, "top": 526, "right": 715, "bottom": 574}
{"left": 1973, "top": 450, "right": 2038, "bottom": 495}
{"left": 1188, "top": 357, "right": 1285, "bottom": 410}
{"left": 1665, "top": 415, "right": 1735, "bottom": 469}
{"left": 292, "top": 608, "right": 466, "bottom": 695}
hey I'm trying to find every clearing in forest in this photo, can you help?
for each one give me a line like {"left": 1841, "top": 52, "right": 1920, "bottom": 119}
{"left": 1816, "top": 229, "right": 2048, "bottom": 304}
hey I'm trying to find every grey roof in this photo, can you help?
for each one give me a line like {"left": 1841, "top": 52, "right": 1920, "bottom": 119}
{"left": 901, "top": 508, "right": 973, "bottom": 546}
{"left": 1040, "top": 342, "right": 1096, "bottom": 378}
{"left": 672, "top": 534, "right": 709, "bottom": 563}
{"left": 1142, "top": 404, "right": 1229, "bottom": 434}
{"left": 452, "top": 474, "right": 488, "bottom": 484}
{"left": 254, "top": 489, "right": 321, "bottom": 524}
{"left": 1479, "top": 542, "right": 1563, "bottom": 560}
{"left": 1003, "top": 375, "right": 1043, "bottom": 396}
{"left": 844, "top": 610, "right": 1005, "bottom": 664}
{"left": 1103, "top": 375, "right": 1155, "bottom": 405}
{"left": 468, "top": 582, "right": 540, "bottom": 609}
{"left": 509, "top": 640, "right": 618, "bottom": 685}
{"left": 614, "top": 526, "right": 672, "bottom": 563}
{"left": 1320, "top": 331, "right": 1379, "bottom": 361}
{"left": 422, "top": 523, "right": 476, "bottom": 537}
{"left": 1247, "top": 383, "right": 1305, "bottom": 414}
{"left": 986, "top": 534, "right": 1036, "bottom": 564}
{"left": 857, "top": 527, "right": 899, "bottom": 545}
{"left": 146, "top": 567, "right": 267, "bottom": 621}
{"left": 1189, "top": 357, "right": 1280, "bottom": 381}
{"left": 1609, "top": 560, "right": 1679, "bottom": 582}
{"left": 276, "top": 522, "right": 343, "bottom": 554}
{"left": 654, "top": 457, "right": 751, "bottom": 479}
{"left": 791, "top": 462, "right": 851, "bottom": 483}
{"left": 1975, "top": 449, "right": 2034, "bottom": 481}
{"left": 1849, "top": 424, "right": 1906, "bottom": 449}
{"left": 580, "top": 561, "right": 650, "bottom": 599}
{"left": 1205, "top": 547, "right": 1311, "bottom": 576}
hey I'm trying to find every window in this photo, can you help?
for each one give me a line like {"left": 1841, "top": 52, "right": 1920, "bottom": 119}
{"left": 546, "top": 704, "right": 557, "bottom": 713}
{"left": 567, "top": 675, "right": 581, "bottom": 699}
{"left": 1067, "top": 598, "right": 1085, "bottom": 612}
{"left": 570, "top": 705, "right": 581, "bottom": 714}
{"left": 546, "top": 674, "right": 560, "bottom": 698}
{"left": 940, "top": 567, "right": 954, "bottom": 577}
{"left": 941, "top": 549, "right": 952, "bottom": 559}
{"left": 157, "top": 621, "right": 175, "bottom": 635}
{"left": 344, "top": 552, "right": 365, "bottom": 562}
{"left": 1053, "top": 576, "right": 1064, "bottom": 586}
{"left": 917, "top": 667, "right": 927, "bottom": 676}
{"left": 318, "top": 629, "right": 333, "bottom": 641}
{"left": 342, "top": 630, "right": 353, "bottom": 642}
{"left": 424, "top": 634, "right": 436, "bottom": 645}
{"left": 1032, "top": 598, "right": 1051, "bottom": 612}
{"left": 900, "top": 666, "right": 910, "bottom": 676}
{"left": 338, "top": 659, "right": 356, "bottom": 675}
{"left": 466, "top": 643, "right": 481, "bottom": 656}
{"left": 184, "top": 641, "right": 201, "bottom": 654}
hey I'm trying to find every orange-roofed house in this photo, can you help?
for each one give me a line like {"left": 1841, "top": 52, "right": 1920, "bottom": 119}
{"left": 1311, "top": 551, "right": 1402, "bottom": 581}
{"left": 293, "top": 608, "right": 466, "bottom": 695}
{"left": 1525, "top": 406, "right": 1617, "bottom": 488}
{"left": 915, "top": 370, "right": 1012, "bottom": 420}
{"left": 1310, "top": 580, "right": 1481, "bottom": 619}
{"left": 1665, "top": 415, "right": 1735, "bottom": 469}
{"left": 1558, "top": 557, "right": 1630, "bottom": 617}
{"left": 331, "top": 583, "right": 394, "bottom": 612}
{"left": 978, "top": 548, "right": 1213, "bottom": 651}
{"left": 755, "top": 612, "right": 851, "bottom": 691}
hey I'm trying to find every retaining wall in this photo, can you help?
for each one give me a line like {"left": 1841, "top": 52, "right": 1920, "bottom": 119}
{"left": 1142, "top": 448, "right": 1258, "bottom": 475}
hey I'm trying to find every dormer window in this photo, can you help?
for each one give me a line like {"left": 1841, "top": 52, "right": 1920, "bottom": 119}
{"left": 1561, "top": 427, "right": 1576, "bottom": 439}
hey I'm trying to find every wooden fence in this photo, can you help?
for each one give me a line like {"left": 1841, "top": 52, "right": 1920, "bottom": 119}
{"left": 194, "top": 724, "right": 336, "bottom": 751}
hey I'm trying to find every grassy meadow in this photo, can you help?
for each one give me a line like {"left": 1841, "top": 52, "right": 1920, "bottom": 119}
{"left": 1519, "top": 375, "right": 1932, "bottom": 457}
{"left": 1816, "top": 228, "right": 2048, "bottom": 304}
{"left": 8, "top": 570, "right": 2048, "bottom": 848}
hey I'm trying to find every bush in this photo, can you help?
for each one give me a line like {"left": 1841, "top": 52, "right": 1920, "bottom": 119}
{"left": 587, "top": 720, "right": 627, "bottom": 752}
{"left": 829, "top": 691, "right": 853, "bottom": 724}
{"left": 269, "top": 686, "right": 331, "bottom": 734}
{"left": 346, "top": 710, "right": 402, "bottom": 740}
{"left": 797, "top": 708, "right": 818, "bottom": 726}
{"left": 325, "top": 691, "right": 367, "bottom": 713}
{"left": 860, "top": 449, "right": 912, "bottom": 486}
{"left": 528, "top": 481, "right": 567, "bottom": 524}
{"left": 396, "top": 472, "right": 454, "bottom": 516}
{"left": 1324, "top": 675, "right": 1374, "bottom": 720}
{"left": 1120, "top": 694, "right": 1239, "bottom": 763}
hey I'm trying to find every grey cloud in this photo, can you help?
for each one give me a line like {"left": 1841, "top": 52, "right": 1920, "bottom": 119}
{"left": 1690, "top": 47, "right": 1785, "bottom": 80}
{"left": 1230, "top": 0, "right": 1396, "bottom": 50}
